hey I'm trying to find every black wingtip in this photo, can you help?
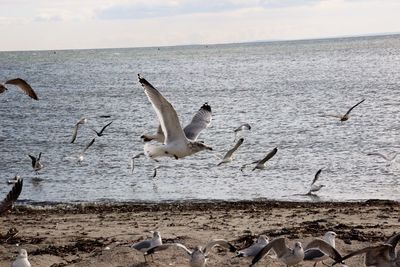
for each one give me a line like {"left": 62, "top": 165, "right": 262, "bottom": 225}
{"left": 228, "top": 243, "right": 237, "bottom": 252}
{"left": 201, "top": 102, "right": 211, "bottom": 112}
{"left": 137, "top": 74, "right": 153, "bottom": 88}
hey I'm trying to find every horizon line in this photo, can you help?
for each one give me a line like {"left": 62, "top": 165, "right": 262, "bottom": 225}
{"left": 1, "top": 31, "right": 399, "bottom": 53}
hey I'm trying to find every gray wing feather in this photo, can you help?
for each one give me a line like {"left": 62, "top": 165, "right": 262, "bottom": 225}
{"left": 5, "top": 78, "right": 38, "bottom": 100}
{"left": 132, "top": 240, "right": 152, "bottom": 251}
{"left": 203, "top": 239, "right": 236, "bottom": 256}
{"left": 344, "top": 99, "right": 365, "bottom": 116}
{"left": 311, "top": 169, "right": 323, "bottom": 185}
{"left": 258, "top": 147, "right": 278, "bottom": 165}
{"left": 183, "top": 103, "right": 212, "bottom": 141}
{"left": 0, "top": 179, "right": 23, "bottom": 215}
{"left": 305, "top": 239, "right": 342, "bottom": 262}
{"left": 82, "top": 138, "right": 95, "bottom": 154}
{"left": 146, "top": 243, "right": 192, "bottom": 256}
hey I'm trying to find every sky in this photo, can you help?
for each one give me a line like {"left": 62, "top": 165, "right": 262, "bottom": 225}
{"left": 1, "top": 0, "right": 400, "bottom": 51}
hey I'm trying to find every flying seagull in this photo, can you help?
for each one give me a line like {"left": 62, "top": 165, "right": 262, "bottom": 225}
{"left": 367, "top": 152, "right": 399, "bottom": 163}
{"left": 0, "top": 178, "right": 23, "bottom": 215}
{"left": 145, "top": 239, "right": 236, "bottom": 267}
{"left": 250, "top": 237, "right": 304, "bottom": 266}
{"left": 11, "top": 249, "right": 31, "bottom": 267}
{"left": 235, "top": 235, "right": 269, "bottom": 258}
{"left": 141, "top": 102, "right": 212, "bottom": 143}
{"left": 233, "top": 123, "right": 251, "bottom": 141}
{"left": 307, "top": 168, "right": 325, "bottom": 195}
{"left": 0, "top": 78, "right": 38, "bottom": 100}
{"left": 131, "top": 231, "right": 162, "bottom": 262}
{"left": 91, "top": 121, "right": 113, "bottom": 137}
{"left": 304, "top": 231, "right": 341, "bottom": 266}
{"left": 71, "top": 117, "right": 87, "bottom": 143}
{"left": 334, "top": 233, "right": 400, "bottom": 267}
{"left": 138, "top": 74, "right": 212, "bottom": 160}
{"left": 240, "top": 147, "right": 278, "bottom": 171}
{"left": 326, "top": 99, "right": 365, "bottom": 121}
{"left": 28, "top": 152, "right": 43, "bottom": 172}
{"left": 217, "top": 138, "right": 244, "bottom": 166}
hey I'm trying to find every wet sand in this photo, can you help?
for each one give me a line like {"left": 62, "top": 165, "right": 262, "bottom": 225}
{"left": 0, "top": 200, "right": 399, "bottom": 267}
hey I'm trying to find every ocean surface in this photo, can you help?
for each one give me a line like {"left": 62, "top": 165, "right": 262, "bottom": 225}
{"left": 1, "top": 35, "right": 400, "bottom": 203}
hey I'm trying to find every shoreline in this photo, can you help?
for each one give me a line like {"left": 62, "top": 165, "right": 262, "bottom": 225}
{"left": 1, "top": 200, "right": 399, "bottom": 266}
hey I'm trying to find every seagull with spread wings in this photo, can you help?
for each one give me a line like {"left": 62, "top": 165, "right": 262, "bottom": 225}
{"left": 217, "top": 138, "right": 244, "bottom": 166}
{"left": 138, "top": 74, "right": 212, "bottom": 160}
{"left": 236, "top": 235, "right": 269, "bottom": 258}
{"left": 28, "top": 152, "right": 43, "bottom": 172}
{"left": 131, "top": 231, "right": 162, "bottom": 262}
{"left": 250, "top": 237, "right": 304, "bottom": 266}
{"left": 304, "top": 231, "right": 342, "bottom": 266}
{"left": 0, "top": 178, "right": 23, "bottom": 215}
{"left": 145, "top": 239, "right": 236, "bottom": 267}
{"left": 91, "top": 121, "right": 113, "bottom": 137}
{"left": 71, "top": 117, "right": 87, "bottom": 143}
{"left": 78, "top": 138, "right": 95, "bottom": 163}
{"left": 367, "top": 152, "right": 399, "bottom": 164}
{"left": 240, "top": 147, "right": 278, "bottom": 171}
{"left": 233, "top": 123, "right": 251, "bottom": 141}
{"left": 326, "top": 99, "right": 365, "bottom": 121}
{"left": 0, "top": 78, "right": 38, "bottom": 100}
{"left": 307, "top": 168, "right": 325, "bottom": 195}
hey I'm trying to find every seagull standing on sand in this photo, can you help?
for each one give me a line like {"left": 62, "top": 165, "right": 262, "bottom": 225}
{"left": 233, "top": 123, "right": 251, "bottom": 141}
{"left": 145, "top": 239, "right": 236, "bottom": 267}
{"left": 71, "top": 117, "right": 87, "bottom": 143}
{"left": 91, "top": 121, "right": 113, "bottom": 137}
{"left": 0, "top": 178, "right": 23, "bottom": 215}
{"left": 141, "top": 103, "right": 212, "bottom": 143}
{"left": 236, "top": 235, "right": 269, "bottom": 258}
{"left": 0, "top": 78, "right": 38, "bottom": 100}
{"left": 240, "top": 147, "right": 278, "bottom": 171}
{"left": 131, "top": 231, "right": 162, "bottom": 262}
{"left": 304, "top": 231, "right": 340, "bottom": 266}
{"left": 217, "top": 138, "right": 244, "bottom": 166}
{"left": 28, "top": 152, "right": 43, "bottom": 172}
{"left": 326, "top": 99, "right": 365, "bottom": 121}
{"left": 11, "top": 249, "right": 31, "bottom": 267}
{"left": 138, "top": 74, "right": 212, "bottom": 160}
{"left": 250, "top": 237, "right": 304, "bottom": 266}
{"left": 307, "top": 169, "right": 325, "bottom": 195}
{"left": 335, "top": 233, "right": 400, "bottom": 267}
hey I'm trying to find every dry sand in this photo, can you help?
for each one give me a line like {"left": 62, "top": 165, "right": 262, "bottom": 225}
{"left": 0, "top": 200, "right": 399, "bottom": 267}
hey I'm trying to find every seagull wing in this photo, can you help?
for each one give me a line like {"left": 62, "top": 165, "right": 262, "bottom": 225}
{"left": 311, "top": 169, "right": 323, "bottom": 185}
{"left": 138, "top": 75, "right": 186, "bottom": 144}
{"left": 367, "top": 152, "right": 390, "bottom": 161}
{"left": 82, "top": 138, "right": 95, "bottom": 154}
{"left": 0, "top": 179, "right": 23, "bottom": 215}
{"left": 385, "top": 233, "right": 400, "bottom": 258}
{"left": 339, "top": 244, "right": 391, "bottom": 262}
{"left": 305, "top": 239, "right": 342, "bottom": 262}
{"left": 258, "top": 147, "right": 278, "bottom": 165}
{"left": 28, "top": 155, "right": 36, "bottom": 168}
{"left": 71, "top": 123, "right": 81, "bottom": 143}
{"left": 344, "top": 99, "right": 365, "bottom": 116}
{"left": 251, "top": 237, "right": 288, "bottom": 266}
{"left": 218, "top": 138, "right": 244, "bottom": 165}
{"left": 145, "top": 243, "right": 192, "bottom": 256}
{"left": 234, "top": 123, "right": 251, "bottom": 132}
{"left": 98, "top": 121, "right": 113, "bottom": 135}
{"left": 183, "top": 103, "right": 212, "bottom": 141}
{"left": 203, "top": 239, "right": 236, "bottom": 256}
{"left": 5, "top": 78, "right": 38, "bottom": 100}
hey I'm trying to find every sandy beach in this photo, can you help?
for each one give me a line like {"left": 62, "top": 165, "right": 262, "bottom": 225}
{"left": 0, "top": 200, "right": 399, "bottom": 267}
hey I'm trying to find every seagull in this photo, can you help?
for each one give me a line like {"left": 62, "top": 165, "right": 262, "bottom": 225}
{"left": 0, "top": 78, "right": 38, "bottom": 100}
{"left": 334, "top": 233, "right": 400, "bottom": 267}
{"left": 7, "top": 175, "right": 20, "bottom": 184}
{"left": 217, "top": 138, "right": 244, "bottom": 166}
{"left": 307, "top": 169, "right": 325, "bottom": 195}
{"left": 236, "top": 235, "right": 269, "bottom": 258}
{"left": 131, "top": 231, "right": 162, "bottom": 262}
{"left": 240, "top": 147, "right": 278, "bottom": 171}
{"left": 0, "top": 178, "right": 23, "bottom": 215}
{"left": 131, "top": 152, "right": 145, "bottom": 173}
{"left": 250, "top": 237, "right": 304, "bottom": 266}
{"left": 28, "top": 152, "right": 43, "bottom": 172}
{"left": 145, "top": 239, "right": 236, "bottom": 267}
{"left": 78, "top": 138, "right": 95, "bottom": 163}
{"left": 11, "top": 249, "right": 31, "bottom": 267}
{"left": 71, "top": 117, "right": 87, "bottom": 143}
{"left": 326, "top": 99, "right": 365, "bottom": 121}
{"left": 234, "top": 123, "right": 251, "bottom": 141}
{"left": 367, "top": 152, "right": 399, "bottom": 163}
{"left": 304, "top": 231, "right": 341, "bottom": 266}
{"left": 138, "top": 74, "right": 212, "bottom": 160}
{"left": 91, "top": 121, "right": 113, "bottom": 137}
{"left": 141, "top": 102, "right": 212, "bottom": 143}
